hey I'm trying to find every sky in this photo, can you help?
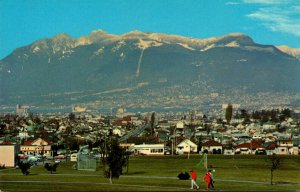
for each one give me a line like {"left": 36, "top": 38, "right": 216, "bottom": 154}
{"left": 0, "top": 0, "right": 300, "bottom": 59}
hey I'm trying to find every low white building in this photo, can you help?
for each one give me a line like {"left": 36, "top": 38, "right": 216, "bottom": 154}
{"left": 176, "top": 121, "right": 185, "bottom": 129}
{"left": 276, "top": 138, "right": 294, "bottom": 155}
{"left": 223, "top": 149, "right": 234, "bottom": 155}
{"left": 131, "top": 144, "right": 165, "bottom": 156}
{"left": 201, "top": 140, "right": 223, "bottom": 154}
{"left": 20, "top": 138, "right": 52, "bottom": 157}
{"left": 113, "top": 128, "right": 123, "bottom": 136}
{"left": 18, "top": 131, "right": 30, "bottom": 140}
{"left": 289, "top": 146, "right": 299, "bottom": 155}
{"left": 176, "top": 139, "right": 197, "bottom": 154}
{"left": 276, "top": 146, "right": 289, "bottom": 155}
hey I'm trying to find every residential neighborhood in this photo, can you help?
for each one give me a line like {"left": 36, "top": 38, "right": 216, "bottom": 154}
{"left": 0, "top": 106, "right": 300, "bottom": 168}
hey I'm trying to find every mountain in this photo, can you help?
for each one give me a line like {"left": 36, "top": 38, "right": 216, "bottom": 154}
{"left": 0, "top": 30, "right": 300, "bottom": 112}
{"left": 276, "top": 46, "right": 300, "bottom": 59}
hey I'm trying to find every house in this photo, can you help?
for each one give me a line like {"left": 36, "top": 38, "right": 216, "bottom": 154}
{"left": 20, "top": 138, "right": 52, "bottom": 157}
{"left": 293, "top": 138, "right": 300, "bottom": 155}
{"left": 0, "top": 144, "right": 19, "bottom": 167}
{"left": 223, "top": 149, "right": 234, "bottom": 155}
{"left": 262, "top": 142, "right": 276, "bottom": 155}
{"left": 112, "top": 127, "right": 123, "bottom": 136}
{"left": 176, "top": 121, "right": 185, "bottom": 129}
{"left": 201, "top": 140, "right": 223, "bottom": 154}
{"left": 58, "top": 125, "right": 67, "bottom": 133}
{"left": 17, "top": 131, "right": 30, "bottom": 140}
{"left": 119, "top": 143, "right": 135, "bottom": 151}
{"left": 112, "top": 115, "right": 133, "bottom": 127}
{"left": 176, "top": 139, "right": 197, "bottom": 154}
{"left": 131, "top": 144, "right": 165, "bottom": 156}
{"left": 276, "top": 138, "right": 294, "bottom": 155}
{"left": 235, "top": 140, "right": 265, "bottom": 155}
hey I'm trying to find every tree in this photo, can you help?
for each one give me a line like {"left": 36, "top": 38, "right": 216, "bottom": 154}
{"left": 240, "top": 109, "right": 248, "bottom": 119}
{"left": 18, "top": 161, "right": 31, "bottom": 175}
{"left": 150, "top": 112, "right": 156, "bottom": 136}
{"left": 123, "top": 151, "right": 131, "bottom": 174}
{"left": 269, "top": 154, "right": 281, "bottom": 185}
{"left": 105, "top": 139, "right": 127, "bottom": 184}
{"left": 98, "top": 134, "right": 108, "bottom": 172}
{"left": 68, "top": 113, "right": 76, "bottom": 122}
{"left": 225, "top": 104, "right": 233, "bottom": 125}
{"left": 44, "top": 162, "right": 59, "bottom": 174}
{"left": 204, "top": 123, "right": 210, "bottom": 135}
{"left": 281, "top": 108, "right": 291, "bottom": 118}
{"left": 97, "top": 130, "right": 129, "bottom": 184}
{"left": 261, "top": 115, "right": 269, "bottom": 124}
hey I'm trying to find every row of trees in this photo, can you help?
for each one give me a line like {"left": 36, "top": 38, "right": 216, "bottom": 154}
{"left": 225, "top": 105, "right": 293, "bottom": 125}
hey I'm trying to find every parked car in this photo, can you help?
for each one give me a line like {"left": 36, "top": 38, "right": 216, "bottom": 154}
{"left": 27, "top": 156, "right": 39, "bottom": 165}
{"left": 28, "top": 155, "right": 39, "bottom": 161}
{"left": 55, "top": 154, "right": 65, "bottom": 159}
{"left": 55, "top": 159, "right": 61, "bottom": 163}
{"left": 18, "top": 154, "right": 28, "bottom": 159}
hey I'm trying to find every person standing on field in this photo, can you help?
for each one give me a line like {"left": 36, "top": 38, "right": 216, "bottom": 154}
{"left": 190, "top": 169, "right": 199, "bottom": 189}
{"left": 204, "top": 170, "right": 214, "bottom": 191}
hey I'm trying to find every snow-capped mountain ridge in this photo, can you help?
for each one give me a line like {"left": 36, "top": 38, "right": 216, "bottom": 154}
{"left": 276, "top": 45, "right": 300, "bottom": 58}
{"left": 27, "top": 30, "right": 256, "bottom": 54}
{"left": 25, "top": 30, "right": 298, "bottom": 58}
{"left": 1, "top": 29, "right": 299, "bottom": 110}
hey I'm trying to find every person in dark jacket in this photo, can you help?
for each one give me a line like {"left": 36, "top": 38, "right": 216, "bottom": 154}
{"left": 204, "top": 170, "right": 214, "bottom": 191}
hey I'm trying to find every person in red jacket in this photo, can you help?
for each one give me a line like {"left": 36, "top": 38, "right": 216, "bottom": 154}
{"left": 204, "top": 170, "right": 214, "bottom": 191}
{"left": 190, "top": 169, "right": 199, "bottom": 189}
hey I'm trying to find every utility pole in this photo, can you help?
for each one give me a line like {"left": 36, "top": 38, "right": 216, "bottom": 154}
{"left": 173, "top": 126, "right": 177, "bottom": 155}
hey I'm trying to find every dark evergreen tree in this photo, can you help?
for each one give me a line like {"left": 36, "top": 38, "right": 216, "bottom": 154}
{"left": 281, "top": 108, "right": 291, "bottom": 118}
{"left": 240, "top": 109, "right": 248, "bottom": 119}
{"left": 105, "top": 139, "right": 127, "bottom": 184}
{"left": 150, "top": 112, "right": 156, "bottom": 136}
{"left": 68, "top": 112, "right": 76, "bottom": 122}
{"left": 225, "top": 104, "right": 233, "bottom": 125}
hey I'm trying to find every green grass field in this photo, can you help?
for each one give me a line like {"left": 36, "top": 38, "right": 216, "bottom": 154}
{"left": 1, "top": 155, "right": 300, "bottom": 191}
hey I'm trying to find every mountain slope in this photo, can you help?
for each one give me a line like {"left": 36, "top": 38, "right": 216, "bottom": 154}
{"left": 0, "top": 30, "right": 299, "bottom": 110}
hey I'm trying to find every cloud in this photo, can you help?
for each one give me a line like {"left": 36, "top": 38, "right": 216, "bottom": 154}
{"left": 225, "top": 1, "right": 241, "bottom": 5}
{"left": 245, "top": 2, "right": 300, "bottom": 37}
{"left": 242, "top": 0, "right": 291, "bottom": 4}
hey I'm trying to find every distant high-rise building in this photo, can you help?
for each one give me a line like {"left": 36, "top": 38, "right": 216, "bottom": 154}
{"left": 72, "top": 106, "right": 87, "bottom": 113}
{"left": 115, "top": 105, "right": 126, "bottom": 118}
{"left": 222, "top": 104, "right": 240, "bottom": 109}
{"left": 16, "top": 104, "right": 29, "bottom": 116}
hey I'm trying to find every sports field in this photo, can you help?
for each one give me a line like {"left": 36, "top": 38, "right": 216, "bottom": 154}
{"left": 1, "top": 155, "right": 300, "bottom": 191}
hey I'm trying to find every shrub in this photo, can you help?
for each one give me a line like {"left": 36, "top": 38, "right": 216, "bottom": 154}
{"left": 0, "top": 163, "right": 5, "bottom": 169}
{"left": 177, "top": 172, "right": 190, "bottom": 180}
{"left": 44, "top": 162, "right": 59, "bottom": 174}
{"left": 18, "top": 162, "right": 31, "bottom": 175}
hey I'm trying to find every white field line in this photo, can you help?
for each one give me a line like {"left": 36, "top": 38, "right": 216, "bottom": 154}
{"left": 0, "top": 180, "right": 189, "bottom": 191}
{"left": 1, "top": 173, "right": 300, "bottom": 186}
